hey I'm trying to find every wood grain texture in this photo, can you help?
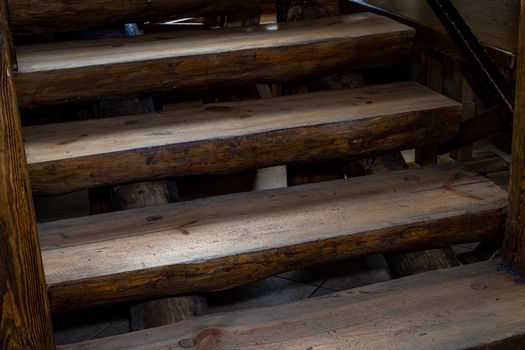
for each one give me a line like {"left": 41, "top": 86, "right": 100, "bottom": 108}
{"left": 38, "top": 164, "right": 507, "bottom": 312}
{"left": 0, "top": 6, "right": 54, "bottom": 348}
{"left": 8, "top": 0, "right": 267, "bottom": 35}
{"left": 14, "top": 13, "right": 415, "bottom": 107}
{"left": 502, "top": 1, "right": 525, "bottom": 274}
{"left": 58, "top": 260, "right": 525, "bottom": 350}
{"left": 349, "top": 0, "right": 519, "bottom": 53}
{"left": 24, "top": 82, "right": 461, "bottom": 195}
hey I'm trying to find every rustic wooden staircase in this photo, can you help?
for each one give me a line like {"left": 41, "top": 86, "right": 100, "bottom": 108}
{"left": 2, "top": 1, "right": 525, "bottom": 349}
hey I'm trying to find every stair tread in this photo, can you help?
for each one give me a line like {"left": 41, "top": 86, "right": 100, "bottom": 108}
{"left": 58, "top": 260, "right": 525, "bottom": 350}
{"left": 25, "top": 82, "right": 462, "bottom": 195}
{"left": 17, "top": 13, "right": 412, "bottom": 73}
{"left": 14, "top": 13, "right": 415, "bottom": 106}
{"left": 40, "top": 163, "right": 507, "bottom": 312}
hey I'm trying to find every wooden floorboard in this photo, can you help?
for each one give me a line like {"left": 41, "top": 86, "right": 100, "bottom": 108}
{"left": 39, "top": 163, "right": 507, "bottom": 312}
{"left": 14, "top": 13, "right": 415, "bottom": 106}
{"left": 24, "top": 82, "right": 461, "bottom": 195}
{"left": 59, "top": 260, "right": 525, "bottom": 349}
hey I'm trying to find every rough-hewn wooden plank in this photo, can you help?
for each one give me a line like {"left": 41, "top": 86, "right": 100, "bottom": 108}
{"left": 59, "top": 260, "right": 525, "bottom": 350}
{"left": 502, "top": 1, "right": 525, "bottom": 274}
{"left": 9, "top": 0, "right": 268, "bottom": 35}
{"left": 0, "top": 5, "right": 54, "bottom": 348}
{"left": 39, "top": 164, "right": 507, "bottom": 312}
{"left": 348, "top": 0, "right": 519, "bottom": 53}
{"left": 14, "top": 13, "right": 415, "bottom": 107}
{"left": 25, "top": 82, "right": 461, "bottom": 195}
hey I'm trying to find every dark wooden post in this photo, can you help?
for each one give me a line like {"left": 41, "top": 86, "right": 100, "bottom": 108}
{"left": 0, "top": 4, "right": 55, "bottom": 348}
{"left": 501, "top": 2, "right": 525, "bottom": 274}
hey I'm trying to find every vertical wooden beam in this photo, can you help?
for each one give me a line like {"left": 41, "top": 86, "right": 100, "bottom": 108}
{"left": 0, "top": 6, "right": 55, "bottom": 349}
{"left": 415, "top": 49, "right": 442, "bottom": 165}
{"left": 501, "top": 2, "right": 525, "bottom": 274}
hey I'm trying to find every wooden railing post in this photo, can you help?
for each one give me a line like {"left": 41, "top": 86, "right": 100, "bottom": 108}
{"left": 0, "top": 3, "right": 55, "bottom": 349}
{"left": 502, "top": 2, "right": 525, "bottom": 275}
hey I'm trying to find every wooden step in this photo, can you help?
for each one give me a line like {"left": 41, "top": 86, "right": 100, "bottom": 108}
{"left": 9, "top": 0, "right": 267, "bottom": 35}
{"left": 40, "top": 163, "right": 507, "bottom": 312}
{"left": 14, "top": 13, "right": 415, "bottom": 107}
{"left": 58, "top": 260, "right": 525, "bottom": 350}
{"left": 25, "top": 82, "right": 461, "bottom": 195}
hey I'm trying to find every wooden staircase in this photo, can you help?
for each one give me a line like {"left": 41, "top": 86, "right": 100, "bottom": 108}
{"left": 2, "top": 1, "right": 524, "bottom": 349}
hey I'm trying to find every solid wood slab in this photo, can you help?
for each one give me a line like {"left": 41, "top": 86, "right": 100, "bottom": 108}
{"left": 39, "top": 164, "right": 507, "bottom": 312}
{"left": 25, "top": 82, "right": 461, "bottom": 195}
{"left": 14, "top": 13, "right": 415, "bottom": 107}
{"left": 9, "top": 0, "right": 267, "bottom": 35}
{"left": 60, "top": 260, "right": 525, "bottom": 350}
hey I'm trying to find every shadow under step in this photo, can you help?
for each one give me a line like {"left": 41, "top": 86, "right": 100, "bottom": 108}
{"left": 58, "top": 260, "right": 525, "bottom": 349}
{"left": 15, "top": 13, "right": 415, "bottom": 107}
{"left": 25, "top": 81, "right": 461, "bottom": 195}
{"left": 40, "top": 163, "right": 507, "bottom": 312}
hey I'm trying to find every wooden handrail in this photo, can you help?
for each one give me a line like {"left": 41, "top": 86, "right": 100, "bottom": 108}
{"left": 0, "top": 2, "right": 55, "bottom": 348}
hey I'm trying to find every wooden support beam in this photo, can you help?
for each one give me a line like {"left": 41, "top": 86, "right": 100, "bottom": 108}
{"left": 502, "top": 2, "right": 525, "bottom": 274}
{"left": 130, "top": 297, "right": 208, "bottom": 330}
{"left": 0, "top": 5, "right": 54, "bottom": 348}
{"left": 387, "top": 248, "right": 459, "bottom": 278}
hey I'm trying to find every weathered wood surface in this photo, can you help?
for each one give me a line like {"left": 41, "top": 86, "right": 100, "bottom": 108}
{"left": 502, "top": 1, "right": 525, "bottom": 274}
{"left": 38, "top": 164, "right": 506, "bottom": 312}
{"left": 59, "top": 260, "right": 525, "bottom": 350}
{"left": 8, "top": 0, "right": 268, "bottom": 35}
{"left": 0, "top": 6, "right": 54, "bottom": 348}
{"left": 14, "top": 13, "right": 415, "bottom": 107}
{"left": 25, "top": 82, "right": 461, "bottom": 195}
{"left": 348, "top": 0, "right": 519, "bottom": 53}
